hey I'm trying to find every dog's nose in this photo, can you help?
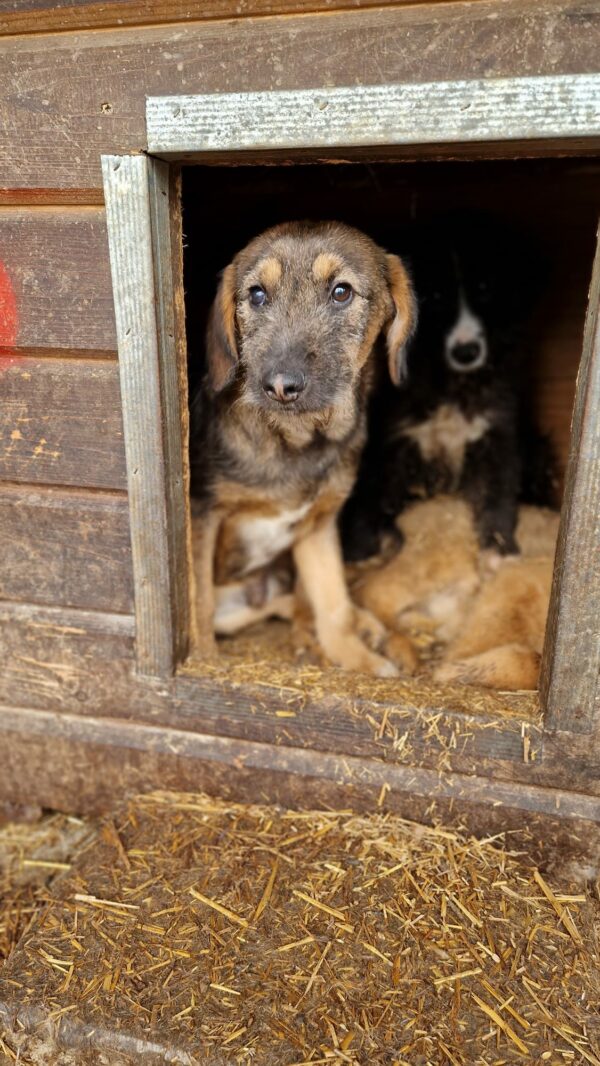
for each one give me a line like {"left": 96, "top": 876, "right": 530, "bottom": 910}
{"left": 449, "top": 341, "right": 483, "bottom": 368}
{"left": 262, "top": 370, "right": 306, "bottom": 404}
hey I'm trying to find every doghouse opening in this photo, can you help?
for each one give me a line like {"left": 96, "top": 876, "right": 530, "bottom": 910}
{"left": 181, "top": 157, "right": 599, "bottom": 699}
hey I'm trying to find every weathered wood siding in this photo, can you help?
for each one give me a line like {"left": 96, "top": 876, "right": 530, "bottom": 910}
{"left": 0, "top": 0, "right": 591, "bottom": 631}
{"left": 0, "top": 485, "right": 132, "bottom": 612}
{"left": 0, "top": 2, "right": 598, "bottom": 195}
{"left": 1, "top": 358, "right": 125, "bottom": 488}
{"left": 0, "top": 0, "right": 598, "bottom": 823}
{"left": 0, "top": 0, "right": 478, "bottom": 37}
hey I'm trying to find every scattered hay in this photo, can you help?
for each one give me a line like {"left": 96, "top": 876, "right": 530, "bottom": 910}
{"left": 0, "top": 811, "right": 94, "bottom": 966}
{"left": 189, "top": 619, "right": 541, "bottom": 726}
{"left": 1, "top": 791, "right": 598, "bottom": 1064}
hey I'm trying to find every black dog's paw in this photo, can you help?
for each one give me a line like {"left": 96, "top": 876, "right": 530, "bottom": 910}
{"left": 340, "top": 508, "right": 387, "bottom": 562}
{"left": 342, "top": 524, "right": 382, "bottom": 562}
{"left": 481, "top": 528, "right": 520, "bottom": 556}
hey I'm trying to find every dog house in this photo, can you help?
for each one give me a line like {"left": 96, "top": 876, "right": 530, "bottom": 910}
{"left": 0, "top": 0, "right": 599, "bottom": 873}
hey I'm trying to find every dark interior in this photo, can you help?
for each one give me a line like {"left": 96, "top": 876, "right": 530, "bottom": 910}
{"left": 182, "top": 156, "right": 599, "bottom": 487}
{"left": 180, "top": 157, "right": 599, "bottom": 692}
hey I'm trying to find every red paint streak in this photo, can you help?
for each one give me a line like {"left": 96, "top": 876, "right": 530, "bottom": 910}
{"left": 0, "top": 259, "right": 18, "bottom": 371}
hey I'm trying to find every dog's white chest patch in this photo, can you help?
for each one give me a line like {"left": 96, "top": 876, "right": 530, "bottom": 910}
{"left": 238, "top": 503, "right": 311, "bottom": 573}
{"left": 402, "top": 403, "right": 490, "bottom": 477}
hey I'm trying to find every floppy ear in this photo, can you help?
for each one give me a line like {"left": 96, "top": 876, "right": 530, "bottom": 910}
{"left": 385, "top": 253, "right": 418, "bottom": 386}
{"left": 205, "top": 263, "right": 238, "bottom": 393}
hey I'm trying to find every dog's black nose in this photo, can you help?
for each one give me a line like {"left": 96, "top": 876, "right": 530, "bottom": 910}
{"left": 449, "top": 341, "right": 483, "bottom": 368}
{"left": 262, "top": 370, "right": 306, "bottom": 404}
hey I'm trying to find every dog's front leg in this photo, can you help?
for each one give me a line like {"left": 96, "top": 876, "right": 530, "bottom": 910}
{"left": 461, "top": 428, "right": 520, "bottom": 556}
{"left": 192, "top": 506, "right": 221, "bottom": 657}
{"left": 293, "top": 515, "right": 398, "bottom": 678}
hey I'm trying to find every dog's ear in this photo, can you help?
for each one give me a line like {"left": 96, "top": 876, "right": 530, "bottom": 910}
{"left": 385, "top": 254, "right": 417, "bottom": 386}
{"left": 206, "top": 264, "right": 238, "bottom": 393}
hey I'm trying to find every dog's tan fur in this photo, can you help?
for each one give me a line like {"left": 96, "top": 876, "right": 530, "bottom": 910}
{"left": 351, "top": 497, "right": 559, "bottom": 690}
{"left": 190, "top": 221, "right": 416, "bottom": 675}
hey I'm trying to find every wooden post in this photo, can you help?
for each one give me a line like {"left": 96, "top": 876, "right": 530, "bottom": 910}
{"left": 540, "top": 226, "right": 600, "bottom": 733}
{"left": 102, "top": 155, "right": 190, "bottom": 676}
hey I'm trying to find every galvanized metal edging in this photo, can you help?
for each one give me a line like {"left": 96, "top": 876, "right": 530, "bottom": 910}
{"left": 146, "top": 74, "right": 600, "bottom": 157}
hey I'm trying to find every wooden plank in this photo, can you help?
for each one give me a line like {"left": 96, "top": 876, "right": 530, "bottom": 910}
{"left": 540, "top": 227, "right": 600, "bottom": 733}
{"left": 0, "top": 601, "right": 598, "bottom": 794}
{"left": 0, "top": 483, "right": 132, "bottom": 613}
{"left": 0, "top": 0, "right": 479, "bottom": 37}
{"left": 0, "top": 208, "right": 116, "bottom": 350}
{"left": 0, "top": 704, "right": 598, "bottom": 877}
{"left": 1, "top": 1, "right": 599, "bottom": 192}
{"left": 148, "top": 162, "right": 194, "bottom": 664}
{"left": 0, "top": 600, "right": 135, "bottom": 636}
{"left": 102, "top": 154, "right": 188, "bottom": 676}
{"left": 0, "top": 602, "right": 537, "bottom": 779}
{"left": 147, "top": 75, "right": 600, "bottom": 159}
{"left": 0, "top": 356, "right": 127, "bottom": 489}
{"left": 0, "top": 188, "right": 105, "bottom": 206}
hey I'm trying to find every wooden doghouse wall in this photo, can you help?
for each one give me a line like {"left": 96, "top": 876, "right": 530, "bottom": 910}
{"left": 0, "top": 0, "right": 600, "bottom": 840}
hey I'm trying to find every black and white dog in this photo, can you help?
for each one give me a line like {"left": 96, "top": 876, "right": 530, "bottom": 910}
{"left": 341, "top": 214, "right": 556, "bottom": 561}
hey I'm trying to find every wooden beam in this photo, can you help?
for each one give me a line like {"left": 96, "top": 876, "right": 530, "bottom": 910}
{"left": 0, "top": 600, "right": 598, "bottom": 794}
{"left": 0, "top": 704, "right": 598, "bottom": 876}
{"left": 147, "top": 75, "right": 600, "bottom": 159}
{"left": 102, "top": 155, "right": 189, "bottom": 676}
{"left": 1, "top": 2, "right": 599, "bottom": 192}
{"left": 540, "top": 227, "right": 600, "bottom": 734}
{"left": 0, "top": 0, "right": 484, "bottom": 38}
{"left": 148, "top": 162, "right": 195, "bottom": 664}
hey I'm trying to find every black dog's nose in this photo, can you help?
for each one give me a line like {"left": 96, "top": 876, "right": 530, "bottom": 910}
{"left": 262, "top": 370, "right": 306, "bottom": 404}
{"left": 450, "top": 341, "right": 483, "bottom": 367}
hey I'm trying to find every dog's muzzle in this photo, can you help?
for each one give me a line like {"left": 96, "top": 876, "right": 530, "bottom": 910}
{"left": 262, "top": 370, "right": 306, "bottom": 405}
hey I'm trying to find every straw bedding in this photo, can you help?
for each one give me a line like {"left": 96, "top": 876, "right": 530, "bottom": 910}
{"left": 0, "top": 812, "right": 93, "bottom": 968}
{"left": 1, "top": 791, "right": 598, "bottom": 1065}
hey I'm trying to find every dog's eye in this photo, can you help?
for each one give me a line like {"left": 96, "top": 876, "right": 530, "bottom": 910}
{"left": 249, "top": 286, "right": 267, "bottom": 307}
{"left": 331, "top": 282, "right": 353, "bottom": 305}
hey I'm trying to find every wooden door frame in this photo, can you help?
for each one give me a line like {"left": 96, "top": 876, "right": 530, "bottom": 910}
{"left": 102, "top": 74, "right": 600, "bottom": 747}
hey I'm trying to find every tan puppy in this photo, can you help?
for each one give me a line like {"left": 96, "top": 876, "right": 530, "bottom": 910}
{"left": 352, "top": 497, "right": 559, "bottom": 690}
{"left": 190, "top": 221, "right": 416, "bottom": 676}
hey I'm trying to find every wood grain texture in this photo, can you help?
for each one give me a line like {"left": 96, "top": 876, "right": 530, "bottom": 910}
{"left": 102, "top": 154, "right": 188, "bottom": 676}
{"left": 0, "top": 208, "right": 116, "bottom": 350}
{"left": 0, "top": 483, "right": 132, "bottom": 613}
{"left": 540, "top": 228, "right": 600, "bottom": 734}
{"left": 148, "top": 75, "right": 600, "bottom": 159}
{"left": 0, "top": 356, "right": 126, "bottom": 489}
{"left": 0, "top": 0, "right": 491, "bottom": 37}
{"left": 148, "top": 162, "right": 194, "bottom": 665}
{"left": 0, "top": 705, "right": 598, "bottom": 879}
{"left": 0, "top": 704, "right": 595, "bottom": 825}
{"left": 0, "top": 600, "right": 599, "bottom": 795}
{"left": 1, "top": 1, "right": 599, "bottom": 192}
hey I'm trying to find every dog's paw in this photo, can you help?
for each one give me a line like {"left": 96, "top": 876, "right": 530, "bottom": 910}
{"left": 383, "top": 631, "right": 419, "bottom": 675}
{"left": 433, "top": 660, "right": 470, "bottom": 685}
{"left": 353, "top": 606, "right": 387, "bottom": 649}
{"left": 324, "top": 632, "right": 399, "bottom": 677}
{"left": 479, "top": 548, "right": 519, "bottom": 578}
{"left": 346, "top": 642, "right": 400, "bottom": 678}
{"left": 194, "top": 632, "right": 219, "bottom": 659}
{"left": 371, "top": 655, "right": 401, "bottom": 679}
{"left": 435, "top": 645, "right": 540, "bottom": 691}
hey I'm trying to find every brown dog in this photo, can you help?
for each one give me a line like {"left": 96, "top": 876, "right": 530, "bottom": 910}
{"left": 190, "top": 221, "right": 416, "bottom": 676}
{"left": 352, "top": 497, "right": 559, "bottom": 690}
